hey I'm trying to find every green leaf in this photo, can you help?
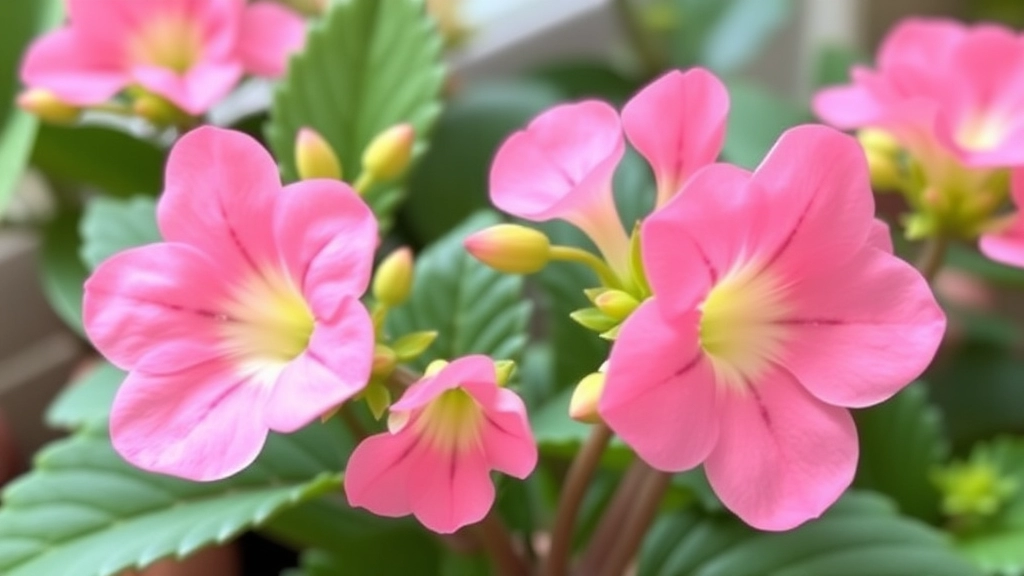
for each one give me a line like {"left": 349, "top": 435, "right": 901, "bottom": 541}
{"left": 32, "top": 124, "right": 165, "bottom": 196}
{"left": 670, "top": 0, "right": 792, "bottom": 74}
{"left": 44, "top": 361, "right": 124, "bottom": 430}
{"left": 385, "top": 211, "right": 532, "bottom": 370}
{"left": 722, "top": 79, "right": 810, "bottom": 169}
{"left": 951, "top": 438, "right": 1024, "bottom": 575}
{"left": 853, "top": 382, "right": 948, "bottom": 523}
{"left": 640, "top": 491, "right": 983, "bottom": 576}
{"left": 812, "top": 44, "right": 867, "bottom": 89}
{"left": 402, "top": 79, "right": 563, "bottom": 245}
{"left": 38, "top": 210, "right": 88, "bottom": 336}
{"left": 79, "top": 195, "right": 160, "bottom": 270}
{"left": 0, "top": 423, "right": 348, "bottom": 576}
{"left": 0, "top": 0, "right": 63, "bottom": 215}
{"left": 266, "top": 0, "right": 444, "bottom": 232}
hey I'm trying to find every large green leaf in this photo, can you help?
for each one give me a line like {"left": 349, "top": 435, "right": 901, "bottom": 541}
{"left": 38, "top": 209, "right": 88, "bottom": 335}
{"left": 0, "top": 423, "right": 348, "bottom": 576}
{"left": 640, "top": 491, "right": 982, "bottom": 576}
{"left": 0, "top": 0, "right": 63, "bottom": 215}
{"left": 385, "top": 211, "right": 531, "bottom": 369}
{"left": 44, "top": 361, "right": 124, "bottom": 430}
{"left": 853, "top": 382, "right": 948, "bottom": 523}
{"left": 32, "top": 124, "right": 165, "bottom": 197}
{"left": 79, "top": 195, "right": 160, "bottom": 270}
{"left": 266, "top": 0, "right": 444, "bottom": 232}
{"left": 951, "top": 438, "right": 1024, "bottom": 575}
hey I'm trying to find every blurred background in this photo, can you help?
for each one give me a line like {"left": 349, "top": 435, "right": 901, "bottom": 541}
{"left": 1, "top": 0, "right": 1023, "bottom": 574}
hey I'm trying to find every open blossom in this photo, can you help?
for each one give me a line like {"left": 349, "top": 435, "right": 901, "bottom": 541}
{"left": 980, "top": 170, "right": 1024, "bottom": 267}
{"left": 344, "top": 355, "right": 537, "bottom": 533}
{"left": 84, "top": 127, "right": 376, "bottom": 481}
{"left": 21, "top": 0, "right": 306, "bottom": 115}
{"left": 489, "top": 68, "right": 727, "bottom": 275}
{"left": 599, "top": 125, "right": 946, "bottom": 530}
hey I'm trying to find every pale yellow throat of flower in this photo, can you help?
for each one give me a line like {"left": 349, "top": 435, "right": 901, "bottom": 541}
{"left": 220, "top": 268, "right": 315, "bottom": 371}
{"left": 413, "top": 389, "right": 484, "bottom": 454}
{"left": 128, "top": 13, "right": 205, "bottom": 73}
{"left": 956, "top": 112, "right": 1007, "bottom": 153}
{"left": 698, "top": 262, "right": 792, "bottom": 390}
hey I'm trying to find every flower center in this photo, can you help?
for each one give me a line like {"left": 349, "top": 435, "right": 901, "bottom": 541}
{"left": 220, "top": 268, "right": 314, "bottom": 369}
{"left": 956, "top": 113, "right": 1006, "bottom": 153}
{"left": 415, "top": 389, "right": 483, "bottom": 453}
{"left": 128, "top": 13, "right": 205, "bottom": 74}
{"left": 698, "top": 263, "right": 791, "bottom": 388}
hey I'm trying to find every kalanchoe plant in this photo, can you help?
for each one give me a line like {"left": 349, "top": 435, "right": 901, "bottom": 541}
{"left": 7, "top": 1, "right": 1024, "bottom": 576}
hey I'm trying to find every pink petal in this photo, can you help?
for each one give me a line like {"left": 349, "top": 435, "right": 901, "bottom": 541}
{"left": 344, "top": 432, "right": 417, "bottom": 518}
{"left": 489, "top": 100, "right": 623, "bottom": 222}
{"left": 980, "top": 221, "right": 1024, "bottom": 268}
{"left": 392, "top": 355, "right": 494, "bottom": 412}
{"left": 599, "top": 301, "right": 720, "bottom": 472}
{"left": 779, "top": 246, "right": 946, "bottom": 408}
{"left": 274, "top": 180, "right": 378, "bottom": 317}
{"left": 20, "top": 29, "right": 127, "bottom": 105}
{"left": 83, "top": 243, "right": 229, "bottom": 371}
{"left": 704, "top": 369, "right": 857, "bottom": 531}
{"left": 811, "top": 82, "right": 884, "bottom": 130}
{"left": 110, "top": 357, "right": 271, "bottom": 481}
{"left": 264, "top": 297, "right": 374, "bottom": 433}
{"left": 876, "top": 18, "right": 966, "bottom": 71}
{"left": 238, "top": 2, "right": 306, "bottom": 77}
{"left": 641, "top": 163, "right": 753, "bottom": 320}
{"left": 158, "top": 127, "right": 281, "bottom": 277}
{"left": 476, "top": 387, "right": 537, "bottom": 478}
{"left": 749, "top": 125, "right": 875, "bottom": 279}
{"left": 408, "top": 444, "right": 495, "bottom": 533}
{"left": 132, "top": 61, "right": 243, "bottom": 115}
{"left": 867, "top": 219, "right": 894, "bottom": 253}
{"left": 621, "top": 68, "right": 728, "bottom": 205}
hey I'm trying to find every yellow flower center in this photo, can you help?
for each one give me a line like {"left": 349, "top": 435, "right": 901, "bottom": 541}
{"left": 220, "top": 268, "right": 315, "bottom": 370}
{"left": 415, "top": 389, "right": 483, "bottom": 453}
{"left": 956, "top": 113, "right": 1006, "bottom": 153}
{"left": 699, "top": 262, "right": 791, "bottom": 388}
{"left": 128, "top": 13, "right": 205, "bottom": 73}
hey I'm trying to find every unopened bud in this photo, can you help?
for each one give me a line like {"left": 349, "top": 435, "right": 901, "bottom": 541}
{"left": 593, "top": 290, "right": 639, "bottom": 321}
{"left": 857, "top": 128, "right": 904, "bottom": 192}
{"left": 425, "top": 359, "right": 449, "bottom": 377}
{"left": 570, "top": 307, "right": 619, "bottom": 333}
{"left": 494, "top": 360, "right": 516, "bottom": 386}
{"left": 133, "top": 93, "right": 187, "bottom": 126}
{"left": 362, "top": 123, "right": 415, "bottom": 183}
{"left": 372, "top": 344, "right": 397, "bottom": 377}
{"left": 392, "top": 330, "right": 437, "bottom": 361}
{"left": 569, "top": 372, "right": 605, "bottom": 423}
{"left": 17, "top": 89, "right": 80, "bottom": 124}
{"left": 373, "top": 247, "right": 414, "bottom": 307}
{"left": 296, "top": 128, "right": 342, "bottom": 180}
{"left": 464, "top": 224, "right": 551, "bottom": 274}
{"left": 364, "top": 380, "right": 392, "bottom": 420}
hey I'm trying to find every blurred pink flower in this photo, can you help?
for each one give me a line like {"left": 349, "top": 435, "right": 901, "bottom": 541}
{"left": 344, "top": 355, "right": 537, "bottom": 533}
{"left": 814, "top": 18, "right": 1024, "bottom": 169}
{"left": 980, "top": 170, "right": 1024, "bottom": 267}
{"left": 599, "top": 125, "right": 946, "bottom": 530}
{"left": 21, "top": 0, "right": 306, "bottom": 115}
{"left": 84, "top": 127, "right": 377, "bottom": 481}
{"left": 489, "top": 68, "right": 728, "bottom": 274}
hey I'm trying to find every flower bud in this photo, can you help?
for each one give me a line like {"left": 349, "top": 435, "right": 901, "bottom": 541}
{"left": 373, "top": 247, "right": 414, "bottom": 307}
{"left": 17, "top": 89, "right": 80, "bottom": 124}
{"left": 857, "top": 128, "right": 904, "bottom": 192}
{"left": 425, "top": 359, "right": 449, "bottom": 377}
{"left": 593, "top": 290, "right": 639, "bottom": 321}
{"left": 362, "top": 123, "right": 415, "bottom": 183}
{"left": 392, "top": 330, "right": 437, "bottom": 361}
{"left": 494, "top": 360, "right": 515, "bottom": 386}
{"left": 569, "top": 372, "right": 605, "bottom": 423}
{"left": 933, "top": 460, "right": 1017, "bottom": 518}
{"left": 372, "top": 344, "right": 397, "bottom": 377}
{"left": 133, "top": 92, "right": 188, "bottom": 127}
{"left": 569, "top": 307, "right": 619, "bottom": 333}
{"left": 364, "top": 380, "right": 392, "bottom": 420}
{"left": 295, "top": 127, "right": 342, "bottom": 180}
{"left": 464, "top": 224, "right": 551, "bottom": 274}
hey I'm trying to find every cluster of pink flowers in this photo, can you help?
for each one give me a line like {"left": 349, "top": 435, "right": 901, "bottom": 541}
{"left": 815, "top": 18, "right": 1024, "bottom": 267}
{"left": 21, "top": 0, "right": 307, "bottom": 115}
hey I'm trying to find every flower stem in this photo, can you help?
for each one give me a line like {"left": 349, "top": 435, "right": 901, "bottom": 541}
{"left": 597, "top": 466, "right": 671, "bottom": 576}
{"left": 549, "top": 246, "right": 623, "bottom": 289}
{"left": 472, "top": 509, "right": 530, "bottom": 576}
{"left": 542, "top": 423, "right": 614, "bottom": 576}
{"left": 915, "top": 234, "right": 949, "bottom": 284}
{"left": 574, "top": 460, "right": 647, "bottom": 574}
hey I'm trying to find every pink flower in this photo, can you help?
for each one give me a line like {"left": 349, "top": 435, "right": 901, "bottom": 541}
{"left": 980, "top": 170, "right": 1024, "bottom": 267}
{"left": 598, "top": 125, "right": 946, "bottom": 530}
{"left": 21, "top": 0, "right": 306, "bottom": 115}
{"left": 490, "top": 68, "right": 727, "bottom": 274}
{"left": 84, "top": 127, "right": 377, "bottom": 481}
{"left": 344, "top": 355, "right": 537, "bottom": 533}
{"left": 814, "top": 18, "right": 1024, "bottom": 169}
